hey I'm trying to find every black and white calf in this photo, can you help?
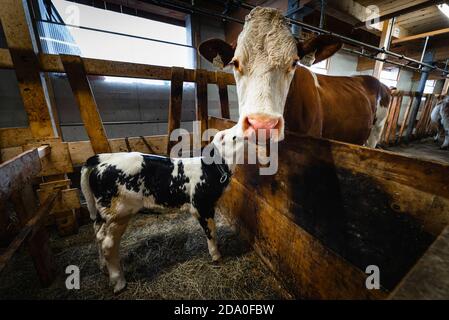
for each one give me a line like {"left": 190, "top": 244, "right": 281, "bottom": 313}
{"left": 80, "top": 127, "right": 244, "bottom": 293}
{"left": 431, "top": 96, "right": 449, "bottom": 150}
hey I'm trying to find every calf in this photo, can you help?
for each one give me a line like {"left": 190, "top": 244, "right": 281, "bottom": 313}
{"left": 431, "top": 96, "right": 449, "bottom": 150}
{"left": 80, "top": 128, "right": 244, "bottom": 293}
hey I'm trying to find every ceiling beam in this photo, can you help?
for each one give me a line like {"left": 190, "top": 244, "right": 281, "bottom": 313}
{"left": 392, "top": 27, "right": 449, "bottom": 44}
{"left": 354, "top": 0, "right": 446, "bottom": 29}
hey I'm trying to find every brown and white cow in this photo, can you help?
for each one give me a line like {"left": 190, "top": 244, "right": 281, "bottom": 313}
{"left": 199, "top": 7, "right": 391, "bottom": 147}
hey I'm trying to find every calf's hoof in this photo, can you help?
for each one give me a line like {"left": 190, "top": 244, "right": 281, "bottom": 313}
{"left": 113, "top": 279, "right": 127, "bottom": 294}
{"left": 211, "top": 253, "right": 222, "bottom": 264}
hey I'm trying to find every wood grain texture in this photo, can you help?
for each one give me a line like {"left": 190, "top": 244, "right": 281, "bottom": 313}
{"left": 167, "top": 67, "right": 184, "bottom": 153}
{"left": 61, "top": 55, "right": 111, "bottom": 154}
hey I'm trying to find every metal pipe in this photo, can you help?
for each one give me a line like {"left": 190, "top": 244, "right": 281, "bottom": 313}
{"left": 420, "top": 36, "right": 430, "bottom": 63}
{"left": 36, "top": 19, "right": 195, "bottom": 49}
{"left": 319, "top": 0, "right": 326, "bottom": 29}
{"left": 208, "top": 0, "right": 447, "bottom": 75}
{"left": 57, "top": 0, "right": 448, "bottom": 77}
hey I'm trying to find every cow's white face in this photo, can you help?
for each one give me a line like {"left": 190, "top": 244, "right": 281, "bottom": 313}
{"left": 199, "top": 7, "right": 342, "bottom": 142}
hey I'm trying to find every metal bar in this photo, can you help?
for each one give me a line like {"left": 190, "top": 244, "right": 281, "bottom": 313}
{"left": 319, "top": 0, "right": 326, "bottom": 29}
{"left": 168, "top": 0, "right": 446, "bottom": 74}
{"left": 420, "top": 36, "right": 430, "bottom": 63}
{"left": 36, "top": 18, "right": 195, "bottom": 49}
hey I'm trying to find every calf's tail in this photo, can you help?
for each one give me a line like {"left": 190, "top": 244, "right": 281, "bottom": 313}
{"left": 80, "top": 166, "right": 97, "bottom": 220}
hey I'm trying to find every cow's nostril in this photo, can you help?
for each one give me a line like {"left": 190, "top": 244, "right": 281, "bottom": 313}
{"left": 247, "top": 116, "right": 279, "bottom": 130}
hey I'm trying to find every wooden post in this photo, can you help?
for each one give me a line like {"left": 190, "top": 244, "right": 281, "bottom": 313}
{"left": 372, "top": 19, "right": 395, "bottom": 79}
{"left": 196, "top": 69, "right": 209, "bottom": 147}
{"left": 167, "top": 67, "right": 184, "bottom": 154}
{"left": 0, "top": 0, "right": 57, "bottom": 138}
{"left": 216, "top": 72, "right": 230, "bottom": 119}
{"left": 61, "top": 55, "right": 111, "bottom": 154}
{"left": 442, "top": 78, "right": 449, "bottom": 95}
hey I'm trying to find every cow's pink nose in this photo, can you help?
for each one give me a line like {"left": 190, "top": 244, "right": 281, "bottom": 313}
{"left": 247, "top": 116, "right": 279, "bottom": 130}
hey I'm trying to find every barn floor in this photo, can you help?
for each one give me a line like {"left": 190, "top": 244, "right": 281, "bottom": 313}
{"left": 385, "top": 138, "right": 449, "bottom": 165}
{"left": 0, "top": 209, "right": 290, "bottom": 300}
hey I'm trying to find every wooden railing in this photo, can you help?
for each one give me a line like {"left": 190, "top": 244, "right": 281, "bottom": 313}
{"left": 380, "top": 90, "right": 446, "bottom": 146}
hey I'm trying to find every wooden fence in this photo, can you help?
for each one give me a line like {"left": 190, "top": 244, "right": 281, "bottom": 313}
{"left": 380, "top": 90, "right": 445, "bottom": 146}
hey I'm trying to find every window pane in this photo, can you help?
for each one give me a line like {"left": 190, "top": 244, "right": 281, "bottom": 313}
{"left": 42, "top": 0, "right": 194, "bottom": 68}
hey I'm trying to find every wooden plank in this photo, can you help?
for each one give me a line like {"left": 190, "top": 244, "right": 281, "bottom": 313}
{"left": 0, "top": 190, "right": 59, "bottom": 275}
{"left": 386, "top": 94, "right": 403, "bottom": 144}
{"left": 397, "top": 96, "right": 413, "bottom": 143}
{"left": 391, "top": 225, "right": 449, "bottom": 299}
{"left": 67, "top": 134, "right": 171, "bottom": 166}
{"left": 0, "top": 148, "right": 41, "bottom": 199}
{"left": 216, "top": 72, "right": 230, "bottom": 119}
{"left": 24, "top": 139, "right": 73, "bottom": 176}
{"left": 219, "top": 180, "right": 387, "bottom": 299}
{"left": 381, "top": 96, "right": 398, "bottom": 144}
{"left": 0, "top": 1, "right": 56, "bottom": 138}
{"left": 0, "top": 127, "right": 33, "bottom": 148}
{"left": 61, "top": 55, "right": 111, "bottom": 154}
{"left": 0, "top": 50, "right": 235, "bottom": 86}
{"left": 196, "top": 69, "right": 209, "bottom": 147}
{"left": 167, "top": 67, "right": 184, "bottom": 154}
{"left": 211, "top": 117, "right": 449, "bottom": 297}
{"left": 392, "top": 27, "right": 449, "bottom": 44}
{"left": 37, "top": 188, "right": 80, "bottom": 213}
{"left": 0, "top": 146, "right": 23, "bottom": 163}
{"left": 209, "top": 116, "right": 449, "bottom": 223}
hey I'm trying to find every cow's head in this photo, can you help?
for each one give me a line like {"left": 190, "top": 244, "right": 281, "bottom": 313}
{"left": 199, "top": 7, "right": 342, "bottom": 142}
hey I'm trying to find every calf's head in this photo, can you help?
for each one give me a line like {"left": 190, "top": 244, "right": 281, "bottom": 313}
{"left": 199, "top": 7, "right": 342, "bottom": 142}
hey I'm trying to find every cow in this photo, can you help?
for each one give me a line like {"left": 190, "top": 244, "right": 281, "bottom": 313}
{"left": 80, "top": 127, "right": 245, "bottom": 293}
{"left": 431, "top": 95, "right": 449, "bottom": 150}
{"left": 198, "top": 7, "right": 391, "bottom": 148}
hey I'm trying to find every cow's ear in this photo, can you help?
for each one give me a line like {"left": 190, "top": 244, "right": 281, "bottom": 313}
{"left": 297, "top": 35, "right": 342, "bottom": 66}
{"left": 198, "top": 39, "right": 235, "bottom": 69}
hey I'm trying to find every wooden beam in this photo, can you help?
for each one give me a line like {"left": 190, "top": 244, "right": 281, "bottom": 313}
{"left": 216, "top": 72, "right": 230, "bottom": 119}
{"left": 167, "top": 67, "right": 184, "bottom": 154}
{"left": 0, "top": 127, "right": 33, "bottom": 149}
{"left": 0, "top": 49, "right": 236, "bottom": 85}
{"left": 0, "top": 190, "right": 59, "bottom": 277}
{"left": 373, "top": 19, "right": 394, "bottom": 79}
{"left": 195, "top": 69, "right": 209, "bottom": 148}
{"left": 61, "top": 55, "right": 111, "bottom": 154}
{"left": 355, "top": 0, "right": 445, "bottom": 29}
{"left": 0, "top": 0, "right": 56, "bottom": 138}
{"left": 0, "top": 148, "right": 42, "bottom": 199}
{"left": 442, "top": 78, "right": 449, "bottom": 95}
{"left": 393, "top": 27, "right": 449, "bottom": 44}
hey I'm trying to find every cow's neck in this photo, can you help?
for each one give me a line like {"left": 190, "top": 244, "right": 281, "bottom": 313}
{"left": 284, "top": 66, "right": 323, "bottom": 137}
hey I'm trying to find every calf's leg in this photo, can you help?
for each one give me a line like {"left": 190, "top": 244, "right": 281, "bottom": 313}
{"left": 101, "top": 216, "right": 131, "bottom": 293}
{"left": 93, "top": 220, "right": 107, "bottom": 273}
{"left": 194, "top": 207, "right": 221, "bottom": 262}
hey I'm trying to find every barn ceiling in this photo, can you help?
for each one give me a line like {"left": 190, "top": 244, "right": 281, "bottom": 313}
{"left": 356, "top": 0, "right": 449, "bottom": 35}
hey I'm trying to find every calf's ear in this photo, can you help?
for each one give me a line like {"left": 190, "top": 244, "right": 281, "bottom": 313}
{"left": 198, "top": 39, "right": 235, "bottom": 69}
{"left": 297, "top": 35, "right": 342, "bottom": 66}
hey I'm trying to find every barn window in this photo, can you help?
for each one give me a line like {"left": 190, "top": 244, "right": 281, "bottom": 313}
{"left": 424, "top": 80, "right": 436, "bottom": 94}
{"left": 41, "top": 0, "right": 194, "bottom": 68}
{"left": 380, "top": 68, "right": 399, "bottom": 88}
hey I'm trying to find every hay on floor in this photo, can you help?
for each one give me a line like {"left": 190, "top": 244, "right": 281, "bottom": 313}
{"left": 0, "top": 209, "right": 290, "bottom": 300}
